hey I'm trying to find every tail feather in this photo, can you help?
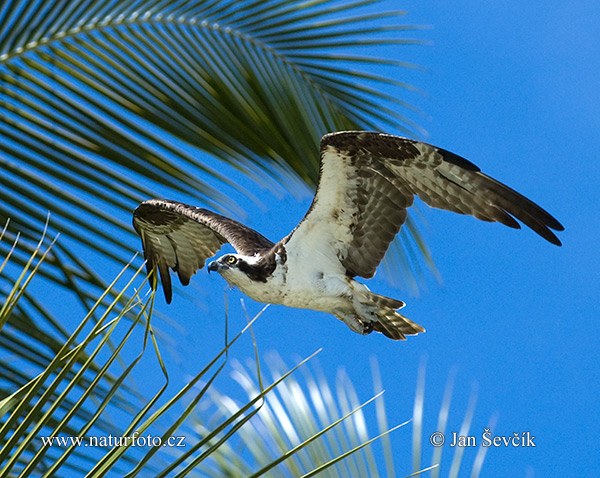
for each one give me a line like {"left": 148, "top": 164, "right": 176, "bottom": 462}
{"left": 373, "top": 309, "right": 425, "bottom": 340}
{"left": 360, "top": 291, "right": 405, "bottom": 310}
{"left": 359, "top": 291, "right": 424, "bottom": 340}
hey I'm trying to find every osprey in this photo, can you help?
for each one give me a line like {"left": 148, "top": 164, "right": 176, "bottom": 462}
{"left": 133, "top": 131, "right": 563, "bottom": 340}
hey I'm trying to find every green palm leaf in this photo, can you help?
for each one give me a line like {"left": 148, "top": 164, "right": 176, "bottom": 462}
{"left": 0, "top": 0, "right": 429, "bottom": 288}
{"left": 0, "top": 4, "right": 438, "bottom": 469}
{"left": 194, "top": 355, "right": 491, "bottom": 478}
{"left": 0, "top": 246, "right": 398, "bottom": 477}
{"left": 1, "top": 0, "right": 434, "bottom": 414}
{"left": 0, "top": 227, "right": 489, "bottom": 477}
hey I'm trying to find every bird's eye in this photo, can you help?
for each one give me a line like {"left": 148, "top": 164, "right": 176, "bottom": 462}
{"left": 227, "top": 256, "right": 237, "bottom": 265}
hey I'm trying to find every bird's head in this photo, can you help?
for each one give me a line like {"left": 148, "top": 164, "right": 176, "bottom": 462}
{"left": 208, "top": 253, "right": 243, "bottom": 275}
{"left": 208, "top": 253, "right": 266, "bottom": 290}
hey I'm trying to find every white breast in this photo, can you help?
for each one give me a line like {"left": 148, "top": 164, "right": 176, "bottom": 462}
{"left": 271, "top": 244, "right": 354, "bottom": 313}
{"left": 224, "top": 235, "right": 355, "bottom": 315}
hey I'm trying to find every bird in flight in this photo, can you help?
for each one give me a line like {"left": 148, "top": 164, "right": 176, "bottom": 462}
{"left": 133, "top": 131, "right": 563, "bottom": 340}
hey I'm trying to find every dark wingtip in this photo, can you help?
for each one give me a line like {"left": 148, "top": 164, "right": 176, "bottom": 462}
{"left": 525, "top": 216, "right": 563, "bottom": 246}
{"left": 521, "top": 216, "right": 563, "bottom": 246}
{"left": 162, "top": 277, "right": 173, "bottom": 304}
{"left": 549, "top": 234, "right": 562, "bottom": 247}
{"left": 484, "top": 175, "right": 564, "bottom": 246}
{"left": 540, "top": 212, "right": 564, "bottom": 233}
{"left": 551, "top": 220, "right": 565, "bottom": 232}
{"left": 157, "top": 260, "right": 173, "bottom": 304}
{"left": 147, "top": 260, "right": 173, "bottom": 303}
{"left": 176, "top": 268, "right": 191, "bottom": 286}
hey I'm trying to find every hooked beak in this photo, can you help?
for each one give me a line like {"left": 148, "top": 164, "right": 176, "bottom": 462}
{"left": 207, "top": 260, "right": 220, "bottom": 273}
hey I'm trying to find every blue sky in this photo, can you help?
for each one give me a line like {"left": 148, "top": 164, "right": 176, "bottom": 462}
{"left": 149, "top": 2, "right": 599, "bottom": 476}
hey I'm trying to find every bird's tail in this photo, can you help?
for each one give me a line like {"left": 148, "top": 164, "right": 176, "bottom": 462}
{"left": 361, "top": 292, "right": 425, "bottom": 340}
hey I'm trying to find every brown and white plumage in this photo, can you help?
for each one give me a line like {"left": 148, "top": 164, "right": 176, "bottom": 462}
{"left": 133, "top": 201, "right": 273, "bottom": 303}
{"left": 294, "top": 131, "right": 562, "bottom": 280}
{"left": 133, "top": 131, "right": 563, "bottom": 340}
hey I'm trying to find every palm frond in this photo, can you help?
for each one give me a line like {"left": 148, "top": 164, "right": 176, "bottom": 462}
{"left": 0, "top": 255, "right": 398, "bottom": 478}
{"left": 0, "top": 233, "right": 493, "bottom": 477}
{"left": 0, "top": 7, "right": 439, "bottom": 474}
{"left": 195, "top": 355, "right": 494, "bottom": 478}
{"left": 412, "top": 362, "right": 495, "bottom": 478}
{"left": 0, "top": 223, "right": 151, "bottom": 413}
{"left": 0, "top": 244, "right": 155, "bottom": 476}
{"left": 0, "top": 0, "right": 429, "bottom": 291}
{"left": 194, "top": 354, "right": 406, "bottom": 477}
{"left": 0, "top": 1, "right": 434, "bottom": 418}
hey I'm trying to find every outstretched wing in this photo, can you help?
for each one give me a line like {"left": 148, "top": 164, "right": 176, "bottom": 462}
{"left": 286, "top": 131, "right": 563, "bottom": 279}
{"left": 133, "top": 199, "right": 274, "bottom": 302}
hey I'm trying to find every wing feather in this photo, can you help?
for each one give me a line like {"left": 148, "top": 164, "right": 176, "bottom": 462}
{"left": 286, "top": 131, "right": 563, "bottom": 279}
{"left": 133, "top": 199, "right": 273, "bottom": 302}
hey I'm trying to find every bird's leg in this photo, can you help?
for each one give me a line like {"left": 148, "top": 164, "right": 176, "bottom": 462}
{"left": 337, "top": 313, "right": 374, "bottom": 335}
{"left": 361, "top": 319, "right": 374, "bottom": 334}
